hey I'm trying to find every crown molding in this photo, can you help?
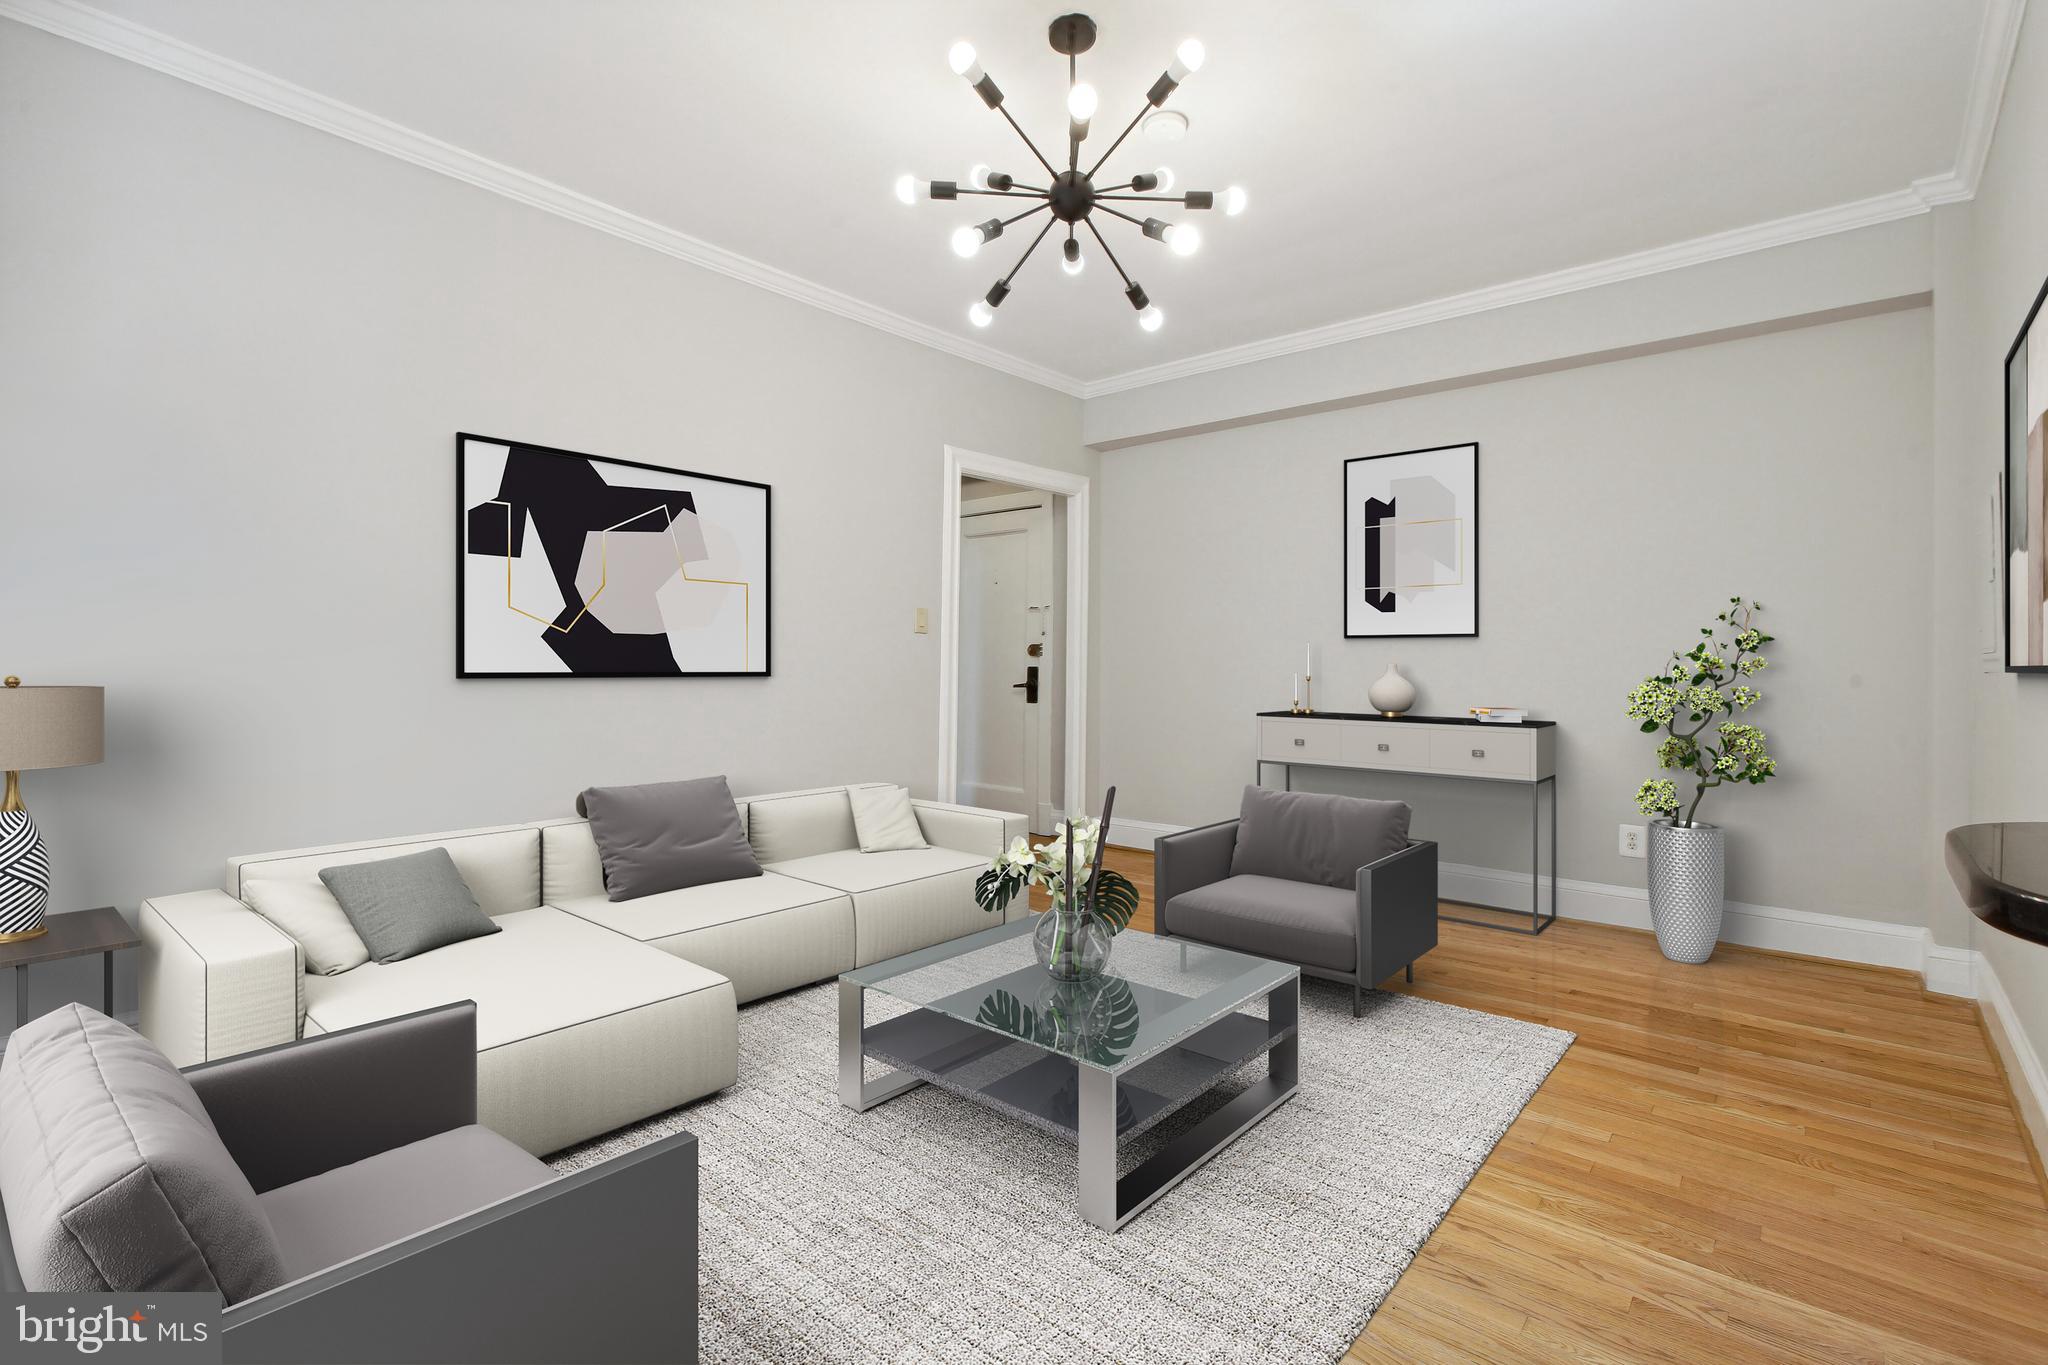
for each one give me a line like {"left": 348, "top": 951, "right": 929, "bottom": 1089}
{"left": 1076, "top": 186, "right": 1935, "bottom": 398}
{"left": 4, "top": 0, "right": 2027, "bottom": 406}
{"left": 1077, "top": 0, "right": 2028, "bottom": 399}
{"left": 0, "top": 0, "right": 1091, "bottom": 398}
{"left": 1953, "top": 0, "right": 2029, "bottom": 197}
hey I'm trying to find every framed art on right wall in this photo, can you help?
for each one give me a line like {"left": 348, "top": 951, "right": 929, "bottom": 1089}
{"left": 2006, "top": 272, "right": 2048, "bottom": 672}
{"left": 1344, "top": 442, "right": 1479, "bottom": 639}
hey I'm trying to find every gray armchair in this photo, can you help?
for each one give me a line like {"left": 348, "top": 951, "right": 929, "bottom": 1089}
{"left": 0, "top": 1001, "right": 697, "bottom": 1365}
{"left": 1154, "top": 786, "right": 1438, "bottom": 1016}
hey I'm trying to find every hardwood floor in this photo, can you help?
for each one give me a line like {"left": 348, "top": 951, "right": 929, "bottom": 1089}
{"left": 1091, "top": 845, "right": 2048, "bottom": 1364}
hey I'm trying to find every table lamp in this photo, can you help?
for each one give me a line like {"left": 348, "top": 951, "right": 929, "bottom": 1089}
{"left": 0, "top": 677, "right": 105, "bottom": 942}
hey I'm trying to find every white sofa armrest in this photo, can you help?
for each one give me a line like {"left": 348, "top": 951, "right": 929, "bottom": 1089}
{"left": 911, "top": 800, "right": 1027, "bottom": 860}
{"left": 139, "top": 890, "right": 303, "bottom": 1068}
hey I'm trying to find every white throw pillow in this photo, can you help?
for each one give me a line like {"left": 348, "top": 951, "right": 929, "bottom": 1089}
{"left": 242, "top": 877, "right": 370, "bottom": 975}
{"left": 848, "top": 786, "right": 928, "bottom": 853}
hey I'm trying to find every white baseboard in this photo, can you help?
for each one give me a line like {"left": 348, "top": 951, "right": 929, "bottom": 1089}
{"left": 1435, "top": 860, "right": 1932, "bottom": 973}
{"left": 1923, "top": 942, "right": 1979, "bottom": 998}
{"left": 1104, "top": 816, "right": 1195, "bottom": 850}
{"left": 1976, "top": 951, "right": 2048, "bottom": 1172}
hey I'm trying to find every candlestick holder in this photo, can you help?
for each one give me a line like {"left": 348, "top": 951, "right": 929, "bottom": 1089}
{"left": 1299, "top": 675, "right": 1314, "bottom": 715}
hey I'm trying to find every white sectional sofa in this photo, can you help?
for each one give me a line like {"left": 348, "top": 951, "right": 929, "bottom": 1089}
{"left": 138, "top": 786, "right": 1026, "bottom": 1154}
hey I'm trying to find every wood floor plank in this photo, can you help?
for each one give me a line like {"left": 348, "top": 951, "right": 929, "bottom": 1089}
{"left": 1089, "top": 845, "right": 2048, "bottom": 1364}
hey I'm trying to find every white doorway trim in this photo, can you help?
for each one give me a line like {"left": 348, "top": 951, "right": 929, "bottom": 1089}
{"left": 939, "top": 445, "right": 1088, "bottom": 827}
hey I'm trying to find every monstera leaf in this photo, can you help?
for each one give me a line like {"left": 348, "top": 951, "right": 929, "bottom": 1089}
{"left": 975, "top": 988, "right": 1050, "bottom": 1045}
{"left": 1077, "top": 977, "right": 1141, "bottom": 1067}
{"left": 975, "top": 864, "right": 1026, "bottom": 917}
{"left": 1087, "top": 869, "right": 1140, "bottom": 936}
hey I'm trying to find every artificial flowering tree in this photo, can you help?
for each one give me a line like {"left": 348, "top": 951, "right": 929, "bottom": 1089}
{"left": 1623, "top": 598, "right": 1778, "bottom": 961}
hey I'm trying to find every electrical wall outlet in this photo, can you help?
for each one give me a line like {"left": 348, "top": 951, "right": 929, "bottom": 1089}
{"left": 1619, "top": 824, "right": 1646, "bottom": 859}
{"left": 914, "top": 607, "right": 929, "bottom": 635}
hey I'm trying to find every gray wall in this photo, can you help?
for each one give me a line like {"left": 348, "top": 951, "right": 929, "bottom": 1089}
{"left": 1097, "top": 308, "right": 1935, "bottom": 923}
{"left": 0, "top": 26, "right": 1091, "bottom": 1027}
{"left": 1932, "top": 2, "right": 2048, "bottom": 1088}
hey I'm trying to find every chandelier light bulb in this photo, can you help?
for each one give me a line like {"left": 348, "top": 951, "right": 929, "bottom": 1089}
{"left": 1138, "top": 304, "right": 1164, "bottom": 332}
{"left": 968, "top": 164, "right": 992, "bottom": 191}
{"left": 1223, "top": 185, "right": 1248, "bottom": 216}
{"left": 947, "top": 41, "right": 979, "bottom": 77}
{"left": 895, "top": 174, "right": 919, "bottom": 206}
{"left": 1066, "top": 83, "right": 1099, "bottom": 122}
{"left": 1169, "top": 38, "right": 1206, "bottom": 82}
{"left": 1154, "top": 166, "right": 1176, "bottom": 194}
{"left": 968, "top": 301, "right": 994, "bottom": 328}
{"left": 951, "top": 225, "right": 983, "bottom": 258}
{"left": 1062, "top": 250, "right": 1085, "bottom": 277}
{"left": 1167, "top": 223, "right": 1202, "bottom": 258}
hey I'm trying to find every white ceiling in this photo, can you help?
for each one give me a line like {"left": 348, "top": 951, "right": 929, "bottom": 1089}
{"left": 72, "top": 0, "right": 1993, "bottom": 389}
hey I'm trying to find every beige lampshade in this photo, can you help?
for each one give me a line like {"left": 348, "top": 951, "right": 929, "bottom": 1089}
{"left": 0, "top": 683, "right": 105, "bottom": 771}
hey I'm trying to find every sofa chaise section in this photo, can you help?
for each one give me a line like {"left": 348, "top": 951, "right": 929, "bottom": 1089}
{"left": 302, "top": 907, "right": 734, "bottom": 1155}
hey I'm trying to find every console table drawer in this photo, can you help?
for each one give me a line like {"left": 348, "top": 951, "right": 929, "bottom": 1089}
{"left": 1340, "top": 723, "right": 1430, "bottom": 769}
{"left": 1259, "top": 718, "right": 1341, "bottom": 763}
{"left": 1428, "top": 730, "right": 1537, "bottom": 779}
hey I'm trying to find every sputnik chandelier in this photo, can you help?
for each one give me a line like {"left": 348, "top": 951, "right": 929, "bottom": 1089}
{"left": 895, "top": 12, "right": 1244, "bottom": 334}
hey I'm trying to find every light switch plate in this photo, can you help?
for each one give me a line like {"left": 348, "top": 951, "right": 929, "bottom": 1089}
{"left": 914, "top": 607, "right": 929, "bottom": 635}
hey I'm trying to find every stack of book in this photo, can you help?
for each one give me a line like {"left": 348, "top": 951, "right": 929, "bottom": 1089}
{"left": 1468, "top": 706, "right": 1529, "bottom": 724}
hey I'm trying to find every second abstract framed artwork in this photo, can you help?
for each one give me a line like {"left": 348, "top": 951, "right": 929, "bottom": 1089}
{"left": 1343, "top": 442, "right": 1478, "bottom": 639}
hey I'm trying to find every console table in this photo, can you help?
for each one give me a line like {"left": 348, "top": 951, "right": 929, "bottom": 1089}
{"left": 1253, "top": 711, "right": 1558, "bottom": 935}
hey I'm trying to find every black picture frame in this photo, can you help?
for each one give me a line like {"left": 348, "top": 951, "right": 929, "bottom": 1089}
{"left": 455, "top": 432, "right": 772, "bottom": 679}
{"left": 2004, "top": 272, "right": 2048, "bottom": 673}
{"left": 1342, "top": 442, "right": 1480, "bottom": 639}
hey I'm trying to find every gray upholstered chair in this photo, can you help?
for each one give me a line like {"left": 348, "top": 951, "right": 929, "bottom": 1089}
{"left": 1154, "top": 786, "right": 1438, "bottom": 1016}
{"left": 0, "top": 1001, "right": 697, "bottom": 1365}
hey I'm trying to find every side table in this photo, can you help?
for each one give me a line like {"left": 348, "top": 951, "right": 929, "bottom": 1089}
{"left": 2, "top": 906, "right": 139, "bottom": 1030}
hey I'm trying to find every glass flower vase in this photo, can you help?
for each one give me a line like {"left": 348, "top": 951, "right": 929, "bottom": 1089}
{"left": 1034, "top": 896, "right": 1110, "bottom": 981}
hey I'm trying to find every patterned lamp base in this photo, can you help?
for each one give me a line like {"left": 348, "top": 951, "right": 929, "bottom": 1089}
{"left": 0, "top": 807, "right": 51, "bottom": 942}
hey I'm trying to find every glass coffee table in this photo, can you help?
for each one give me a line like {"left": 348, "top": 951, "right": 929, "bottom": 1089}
{"left": 839, "top": 917, "right": 1300, "bottom": 1231}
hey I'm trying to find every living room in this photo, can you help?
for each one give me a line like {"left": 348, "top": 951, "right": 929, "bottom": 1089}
{"left": 2, "top": 2, "right": 2046, "bottom": 1362}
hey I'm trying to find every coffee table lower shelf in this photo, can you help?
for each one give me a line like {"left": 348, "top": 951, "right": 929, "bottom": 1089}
{"left": 839, "top": 975, "right": 1300, "bottom": 1231}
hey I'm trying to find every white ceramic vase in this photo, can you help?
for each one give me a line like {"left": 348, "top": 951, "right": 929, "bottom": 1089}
{"left": 1367, "top": 664, "right": 1417, "bottom": 716}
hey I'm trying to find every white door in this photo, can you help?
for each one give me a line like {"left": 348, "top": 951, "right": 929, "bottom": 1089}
{"left": 958, "top": 502, "right": 1054, "bottom": 821}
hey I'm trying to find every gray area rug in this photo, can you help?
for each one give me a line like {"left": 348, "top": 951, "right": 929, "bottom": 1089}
{"left": 550, "top": 977, "right": 1572, "bottom": 1364}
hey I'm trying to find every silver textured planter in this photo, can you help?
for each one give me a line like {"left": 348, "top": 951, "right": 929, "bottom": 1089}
{"left": 1647, "top": 818, "right": 1724, "bottom": 963}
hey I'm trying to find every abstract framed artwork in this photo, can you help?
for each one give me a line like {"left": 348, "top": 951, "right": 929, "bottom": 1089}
{"left": 2006, "top": 273, "right": 2048, "bottom": 672}
{"left": 1343, "top": 442, "right": 1478, "bottom": 639}
{"left": 457, "top": 433, "right": 770, "bottom": 677}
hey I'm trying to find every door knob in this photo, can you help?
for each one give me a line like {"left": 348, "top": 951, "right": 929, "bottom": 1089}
{"left": 1012, "top": 664, "right": 1039, "bottom": 704}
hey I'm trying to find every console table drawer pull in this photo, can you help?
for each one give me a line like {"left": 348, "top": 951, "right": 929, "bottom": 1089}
{"left": 1376, "top": 743, "right": 1390, "bottom": 752}
{"left": 1293, "top": 737, "right": 1305, "bottom": 747}
{"left": 1471, "top": 748, "right": 1486, "bottom": 758}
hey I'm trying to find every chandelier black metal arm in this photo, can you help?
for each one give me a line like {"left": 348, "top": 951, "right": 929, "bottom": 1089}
{"left": 902, "top": 13, "right": 1242, "bottom": 333}
{"left": 998, "top": 106, "right": 1060, "bottom": 180}
{"left": 1085, "top": 102, "right": 1150, "bottom": 180}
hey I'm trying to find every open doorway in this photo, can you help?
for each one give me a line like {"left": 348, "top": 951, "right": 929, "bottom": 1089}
{"left": 938, "top": 448, "right": 1088, "bottom": 835}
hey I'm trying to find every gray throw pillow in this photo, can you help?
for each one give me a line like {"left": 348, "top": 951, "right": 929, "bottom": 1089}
{"left": 1229, "top": 785, "right": 1411, "bottom": 890}
{"left": 0, "top": 1004, "right": 287, "bottom": 1302}
{"left": 577, "top": 775, "right": 762, "bottom": 902}
{"left": 319, "top": 848, "right": 500, "bottom": 963}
